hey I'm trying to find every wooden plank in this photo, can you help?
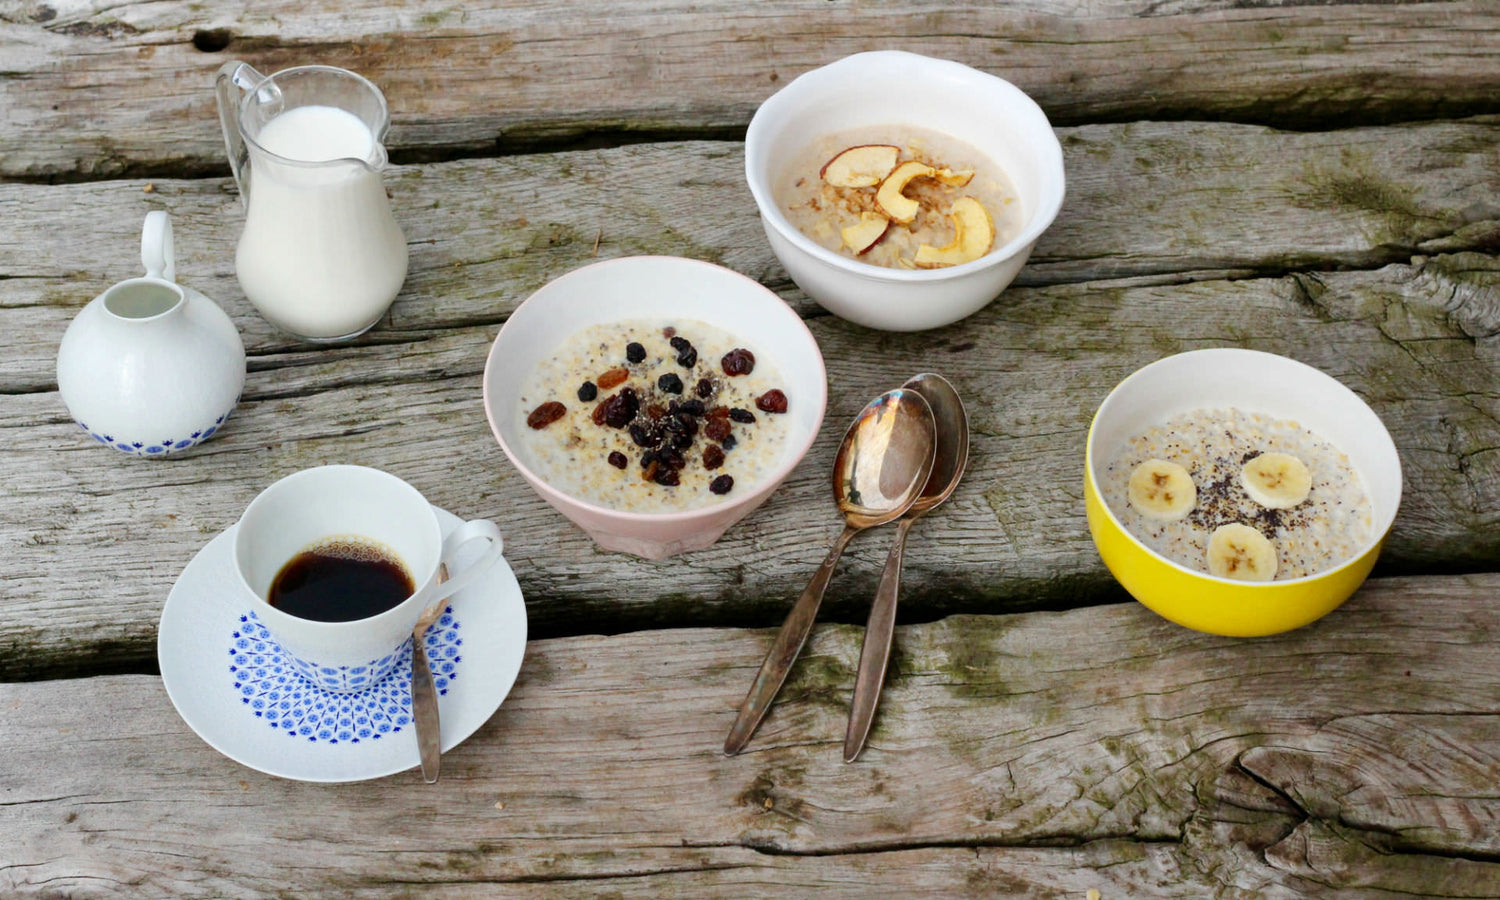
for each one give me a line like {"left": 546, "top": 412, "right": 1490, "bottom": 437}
{"left": 3, "top": 116, "right": 1498, "bottom": 391}
{"left": 3, "top": 578, "right": 1498, "bottom": 896}
{"left": 1, "top": 1, "right": 1498, "bottom": 179}
{"left": 5, "top": 252, "right": 1500, "bottom": 677}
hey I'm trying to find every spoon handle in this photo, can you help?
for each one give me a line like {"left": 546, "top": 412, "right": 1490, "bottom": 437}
{"left": 725, "top": 524, "right": 859, "bottom": 755}
{"left": 844, "top": 517, "right": 915, "bottom": 763}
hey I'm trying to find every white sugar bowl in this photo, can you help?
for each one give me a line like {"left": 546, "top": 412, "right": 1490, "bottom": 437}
{"left": 57, "top": 212, "right": 246, "bottom": 457}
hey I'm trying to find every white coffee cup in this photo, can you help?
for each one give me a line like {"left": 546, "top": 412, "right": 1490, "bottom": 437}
{"left": 232, "top": 465, "right": 504, "bottom": 692}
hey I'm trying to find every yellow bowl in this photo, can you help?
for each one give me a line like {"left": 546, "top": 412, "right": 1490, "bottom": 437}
{"left": 1084, "top": 349, "right": 1402, "bottom": 636}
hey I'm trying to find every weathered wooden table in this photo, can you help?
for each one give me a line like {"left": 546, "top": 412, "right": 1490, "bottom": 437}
{"left": 4, "top": 2, "right": 1500, "bottom": 896}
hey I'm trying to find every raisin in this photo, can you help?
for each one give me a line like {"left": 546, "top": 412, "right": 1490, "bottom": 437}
{"left": 676, "top": 413, "right": 699, "bottom": 437}
{"left": 710, "top": 474, "right": 734, "bottom": 495}
{"left": 646, "top": 404, "right": 667, "bottom": 421}
{"left": 676, "top": 346, "right": 697, "bottom": 368}
{"left": 641, "top": 460, "right": 659, "bottom": 482}
{"left": 729, "top": 408, "right": 756, "bottom": 424}
{"left": 597, "top": 390, "right": 638, "bottom": 429}
{"left": 721, "top": 348, "right": 756, "bottom": 376}
{"left": 720, "top": 434, "right": 737, "bottom": 451}
{"left": 662, "top": 326, "right": 676, "bottom": 339}
{"left": 629, "top": 423, "right": 654, "bottom": 447}
{"left": 669, "top": 336, "right": 691, "bottom": 352}
{"left": 756, "top": 389, "right": 788, "bottom": 414}
{"left": 591, "top": 401, "right": 608, "bottom": 426}
{"left": 703, "top": 444, "right": 725, "bottom": 470}
{"left": 705, "top": 417, "right": 731, "bottom": 443}
{"left": 655, "top": 468, "right": 681, "bottom": 487}
{"left": 577, "top": 381, "right": 598, "bottom": 402}
{"left": 680, "top": 399, "right": 705, "bottom": 417}
{"left": 607, "top": 451, "right": 627, "bottom": 469}
{"left": 657, "top": 447, "right": 685, "bottom": 470}
{"left": 625, "top": 342, "right": 646, "bottom": 364}
{"left": 527, "top": 401, "right": 567, "bottom": 429}
{"left": 707, "top": 405, "right": 730, "bottom": 420}
{"left": 597, "top": 367, "right": 629, "bottom": 390}
{"left": 658, "top": 372, "right": 684, "bottom": 394}
{"left": 695, "top": 378, "right": 715, "bottom": 399}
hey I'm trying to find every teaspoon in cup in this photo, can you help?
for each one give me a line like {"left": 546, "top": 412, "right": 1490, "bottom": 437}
{"left": 724, "top": 387, "right": 937, "bottom": 756}
{"left": 844, "top": 372, "right": 970, "bottom": 762}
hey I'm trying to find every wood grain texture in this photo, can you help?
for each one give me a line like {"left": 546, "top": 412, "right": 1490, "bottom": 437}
{"left": 1, "top": 0, "right": 1498, "bottom": 179}
{"left": 5, "top": 249, "right": 1500, "bottom": 678}
{"left": 3, "top": 579, "right": 1498, "bottom": 896}
{"left": 4, "top": 117, "right": 1499, "bottom": 392}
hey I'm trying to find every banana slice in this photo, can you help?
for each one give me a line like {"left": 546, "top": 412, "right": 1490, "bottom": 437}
{"left": 1127, "top": 459, "right": 1196, "bottom": 521}
{"left": 1240, "top": 452, "right": 1312, "bottom": 509}
{"left": 1206, "top": 523, "right": 1278, "bottom": 581}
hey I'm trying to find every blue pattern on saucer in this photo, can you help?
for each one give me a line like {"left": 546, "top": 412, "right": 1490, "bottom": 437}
{"left": 229, "top": 610, "right": 464, "bottom": 744}
{"left": 77, "top": 399, "right": 239, "bottom": 458}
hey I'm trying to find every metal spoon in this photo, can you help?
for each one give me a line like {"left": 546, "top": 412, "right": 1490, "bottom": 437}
{"left": 724, "top": 388, "right": 937, "bottom": 756}
{"left": 844, "top": 373, "right": 970, "bottom": 762}
{"left": 412, "top": 564, "right": 449, "bottom": 783}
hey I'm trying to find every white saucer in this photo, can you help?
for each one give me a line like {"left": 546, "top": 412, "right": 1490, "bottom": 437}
{"left": 158, "top": 507, "right": 527, "bottom": 783}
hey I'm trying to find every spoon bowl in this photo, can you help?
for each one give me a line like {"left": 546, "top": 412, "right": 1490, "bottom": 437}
{"left": 724, "top": 387, "right": 936, "bottom": 755}
{"left": 845, "top": 373, "right": 970, "bottom": 762}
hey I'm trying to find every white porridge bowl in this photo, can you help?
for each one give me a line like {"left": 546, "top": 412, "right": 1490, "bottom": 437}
{"left": 745, "top": 50, "right": 1065, "bottom": 332}
{"left": 1084, "top": 349, "right": 1402, "bottom": 637}
{"left": 482, "top": 256, "right": 827, "bottom": 560}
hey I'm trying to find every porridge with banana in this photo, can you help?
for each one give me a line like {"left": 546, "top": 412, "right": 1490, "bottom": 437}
{"left": 1101, "top": 408, "right": 1373, "bottom": 581}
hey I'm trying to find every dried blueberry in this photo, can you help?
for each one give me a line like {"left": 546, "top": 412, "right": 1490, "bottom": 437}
{"left": 728, "top": 408, "right": 756, "bottom": 424}
{"left": 720, "top": 434, "right": 737, "bottom": 451}
{"left": 669, "top": 336, "right": 691, "bottom": 352}
{"left": 640, "top": 449, "right": 657, "bottom": 467}
{"left": 709, "top": 474, "right": 734, "bottom": 495}
{"left": 655, "top": 468, "right": 681, "bottom": 487}
{"left": 705, "top": 417, "right": 731, "bottom": 443}
{"left": 703, "top": 445, "right": 725, "bottom": 470}
{"left": 756, "top": 389, "right": 788, "bottom": 414}
{"left": 694, "top": 378, "right": 715, "bottom": 399}
{"left": 680, "top": 399, "right": 705, "bottom": 417}
{"left": 658, "top": 447, "right": 685, "bottom": 470}
{"left": 676, "top": 346, "right": 697, "bottom": 368}
{"left": 721, "top": 348, "right": 755, "bottom": 376}
{"left": 577, "top": 381, "right": 598, "bottom": 402}
{"left": 625, "top": 342, "right": 646, "bottom": 363}
{"left": 657, "top": 372, "right": 684, "bottom": 394}
{"left": 607, "top": 451, "right": 627, "bottom": 469}
{"left": 629, "top": 423, "right": 654, "bottom": 447}
{"left": 598, "top": 390, "right": 638, "bottom": 428}
{"left": 527, "top": 401, "right": 567, "bottom": 429}
{"left": 670, "top": 431, "right": 694, "bottom": 450}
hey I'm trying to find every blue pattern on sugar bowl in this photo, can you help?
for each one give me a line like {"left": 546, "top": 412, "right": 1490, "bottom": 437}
{"left": 230, "top": 610, "right": 464, "bottom": 743}
{"left": 76, "top": 405, "right": 236, "bottom": 458}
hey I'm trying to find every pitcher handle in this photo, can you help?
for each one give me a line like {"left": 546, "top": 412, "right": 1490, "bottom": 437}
{"left": 140, "top": 211, "right": 175, "bottom": 283}
{"left": 215, "top": 61, "right": 266, "bottom": 202}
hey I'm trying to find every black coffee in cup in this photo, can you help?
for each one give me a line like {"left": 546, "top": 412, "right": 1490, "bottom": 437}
{"left": 268, "top": 538, "right": 414, "bottom": 623}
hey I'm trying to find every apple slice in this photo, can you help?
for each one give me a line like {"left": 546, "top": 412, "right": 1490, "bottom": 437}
{"left": 935, "top": 168, "right": 974, "bottom": 187}
{"left": 914, "top": 197, "right": 994, "bottom": 268}
{"left": 874, "top": 161, "right": 936, "bottom": 223}
{"left": 840, "top": 212, "right": 891, "bottom": 254}
{"left": 820, "top": 145, "right": 900, "bottom": 188}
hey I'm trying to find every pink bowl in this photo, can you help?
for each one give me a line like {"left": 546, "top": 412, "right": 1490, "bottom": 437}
{"left": 481, "top": 256, "right": 827, "bottom": 559}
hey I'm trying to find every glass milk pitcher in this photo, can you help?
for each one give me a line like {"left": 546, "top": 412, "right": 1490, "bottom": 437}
{"left": 216, "top": 62, "right": 409, "bottom": 342}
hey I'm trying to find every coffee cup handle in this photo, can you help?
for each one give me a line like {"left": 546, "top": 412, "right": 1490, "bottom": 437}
{"left": 422, "top": 519, "right": 505, "bottom": 609}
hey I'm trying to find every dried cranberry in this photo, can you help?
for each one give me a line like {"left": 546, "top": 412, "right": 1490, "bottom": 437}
{"left": 625, "top": 342, "right": 646, "bottom": 364}
{"left": 720, "top": 434, "right": 737, "bottom": 451}
{"left": 527, "top": 401, "right": 567, "bottom": 429}
{"left": 676, "top": 346, "right": 697, "bottom": 368}
{"left": 728, "top": 408, "right": 756, "bottom": 424}
{"left": 662, "top": 326, "right": 676, "bottom": 339}
{"left": 655, "top": 468, "right": 681, "bottom": 487}
{"left": 709, "top": 474, "right": 734, "bottom": 495}
{"left": 705, "top": 417, "right": 731, "bottom": 443}
{"left": 657, "top": 372, "right": 684, "bottom": 394}
{"left": 703, "top": 445, "right": 725, "bottom": 470}
{"left": 597, "top": 367, "right": 629, "bottom": 390}
{"left": 577, "top": 381, "right": 598, "bottom": 402}
{"left": 756, "top": 390, "right": 788, "bottom": 414}
{"left": 607, "top": 451, "right": 627, "bottom": 469}
{"left": 695, "top": 378, "right": 715, "bottom": 399}
{"left": 669, "top": 336, "right": 691, "bottom": 352}
{"left": 721, "top": 348, "right": 756, "bottom": 376}
{"left": 629, "top": 423, "right": 654, "bottom": 447}
{"left": 679, "top": 399, "right": 705, "bottom": 417}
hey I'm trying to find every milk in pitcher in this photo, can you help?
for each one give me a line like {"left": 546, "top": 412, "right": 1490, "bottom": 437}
{"left": 234, "top": 105, "right": 409, "bottom": 341}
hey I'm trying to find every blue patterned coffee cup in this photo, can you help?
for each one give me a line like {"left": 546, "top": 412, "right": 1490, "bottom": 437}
{"left": 232, "top": 465, "right": 504, "bottom": 692}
